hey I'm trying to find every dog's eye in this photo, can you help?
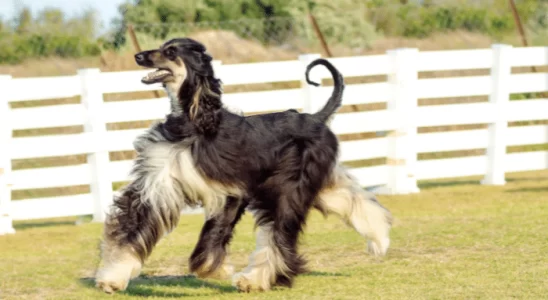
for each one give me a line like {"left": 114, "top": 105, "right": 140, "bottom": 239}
{"left": 164, "top": 48, "right": 175, "bottom": 58}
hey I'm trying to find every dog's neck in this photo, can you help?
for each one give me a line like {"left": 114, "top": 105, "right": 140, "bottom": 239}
{"left": 163, "top": 77, "right": 185, "bottom": 116}
{"left": 163, "top": 75, "right": 244, "bottom": 118}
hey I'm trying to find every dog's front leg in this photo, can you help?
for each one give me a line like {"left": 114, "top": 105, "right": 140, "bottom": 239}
{"left": 95, "top": 187, "right": 148, "bottom": 294}
{"left": 96, "top": 137, "right": 189, "bottom": 293}
{"left": 189, "top": 196, "right": 248, "bottom": 280}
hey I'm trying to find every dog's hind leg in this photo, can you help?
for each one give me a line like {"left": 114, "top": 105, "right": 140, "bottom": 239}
{"left": 189, "top": 196, "right": 247, "bottom": 280}
{"left": 232, "top": 141, "right": 334, "bottom": 292}
{"left": 315, "top": 165, "right": 393, "bottom": 256}
{"left": 232, "top": 203, "right": 310, "bottom": 293}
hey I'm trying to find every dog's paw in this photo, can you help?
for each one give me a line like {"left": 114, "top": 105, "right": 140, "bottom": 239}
{"left": 367, "top": 238, "right": 390, "bottom": 256}
{"left": 217, "top": 263, "right": 235, "bottom": 280}
{"left": 95, "top": 279, "right": 128, "bottom": 294}
{"left": 196, "top": 263, "right": 234, "bottom": 280}
{"left": 232, "top": 272, "right": 268, "bottom": 293}
{"left": 95, "top": 267, "right": 132, "bottom": 294}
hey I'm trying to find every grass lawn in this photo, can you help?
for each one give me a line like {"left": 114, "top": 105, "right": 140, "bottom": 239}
{"left": 1, "top": 170, "right": 547, "bottom": 300}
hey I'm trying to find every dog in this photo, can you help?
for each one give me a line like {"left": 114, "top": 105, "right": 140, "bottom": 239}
{"left": 95, "top": 37, "right": 393, "bottom": 294}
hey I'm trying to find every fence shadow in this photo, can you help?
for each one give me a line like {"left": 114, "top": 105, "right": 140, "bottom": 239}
{"left": 417, "top": 174, "right": 548, "bottom": 190}
{"left": 302, "top": 271, "right": 348, "bottom": 277}
{"left": 506, "top": 187, "right": 548, "bottom": 193}
{"left": 13, "top": 215, "right": 92, "bottom": 230}
{"left": 506, "top": 176, "right": 548, "bottom": 183}
{"left": 418, "top": 180, "right": 480, "bottom": 189}
{"left": 80, "top": 275, "right": 237, "bottom": 297}
{"left": 14, "top": 220, "right": 77, "bottom": 230}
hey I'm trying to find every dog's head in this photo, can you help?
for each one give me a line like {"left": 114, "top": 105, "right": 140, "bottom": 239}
{"left": 135, "top": 38, "right": 222, "bottom": 135}
{"left": 135, "top": 38, "right": 214, "bottom": 85}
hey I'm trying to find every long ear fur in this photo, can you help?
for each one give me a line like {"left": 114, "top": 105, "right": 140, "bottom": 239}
{"left": 178, "top": 50, "right": 223, "bottom": 136}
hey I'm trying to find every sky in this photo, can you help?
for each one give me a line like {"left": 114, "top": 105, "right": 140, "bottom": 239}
{"left": 0, "top": 0, "right": 127, "bottom": 29}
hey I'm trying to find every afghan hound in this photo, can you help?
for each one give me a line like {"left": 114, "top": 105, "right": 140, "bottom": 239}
{"left": 95, "top": 38, "right": 393, "bottom": 293}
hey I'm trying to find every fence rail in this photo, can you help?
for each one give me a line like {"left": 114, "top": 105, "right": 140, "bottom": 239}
{"left": 1, "top": 44, "right": 547, "bottom": 234}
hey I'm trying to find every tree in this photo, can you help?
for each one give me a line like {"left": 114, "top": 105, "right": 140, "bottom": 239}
{"left": 15, "top": 7, "right": 32, "bottom": 34}
{"left": 68, "top": 9, "right": 99, "bottom": 38}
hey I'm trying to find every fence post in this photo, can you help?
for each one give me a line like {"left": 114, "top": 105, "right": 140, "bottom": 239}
{"left": 299, "top": 54, "right": 323, "bottom": 114}
{"left": 482, "top": 44, "right": 512, "bottom": 186}
{"left": 79, "top": 69, "right": 113, "bottom": 222}
{"left": 377, "top": 48, "right": 420, "bottom": 195}
{"left": 0, "top": 75, "right": 15, "bottom": 235}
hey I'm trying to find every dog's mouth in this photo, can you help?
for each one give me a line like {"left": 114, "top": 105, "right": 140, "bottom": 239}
{"left": 141, "top": 69, "right": 173, "bottom": 84}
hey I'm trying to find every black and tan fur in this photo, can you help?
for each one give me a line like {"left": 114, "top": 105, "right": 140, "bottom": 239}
{"left": 95, "top": 38, "right": 393, "bottom": 293}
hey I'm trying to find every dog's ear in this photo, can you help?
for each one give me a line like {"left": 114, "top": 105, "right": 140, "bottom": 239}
{"left": 177, "top": 43, "right": 222, "bottom": 136}
{"left": 189, "top": 80, "right": 222, "bottom": 136}
{"left": 184, "top": 49, "right": 215, "bottom": 77}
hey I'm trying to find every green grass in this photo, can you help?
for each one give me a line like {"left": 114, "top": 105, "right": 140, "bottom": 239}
{"left": 1, "top": 170, "right": 548, "bottom": 300}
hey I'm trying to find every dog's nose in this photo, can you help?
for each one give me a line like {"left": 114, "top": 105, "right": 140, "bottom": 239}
{"left": 135, "top": 53, "right": 145, "bottom": 62}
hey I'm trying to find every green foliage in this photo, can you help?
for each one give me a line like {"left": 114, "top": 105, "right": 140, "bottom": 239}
{"left": 305, "top": 1, "right": 378, "bottom": 48}
{"left": 0, "top": 35, "right": 101, "bottom": 64}
{"left": 369, "top": 1, "right": 513, "bottom": 38}
{"left": 112, "top": 0, "right": 299, "bottom": 47}
{"left": 0, "top": 8, "right": 101, "bottom": 64}
{"left": 109, "top": 0, "right": 547, "bottom": 50}
{"left": 110, "top": 0, "right": 377, "bottom": 49}
{"left": 2, "top": 0, "right": 547, "bottom": 64}
{"left": 368, "top": 0, "right": 547, "bottom": 38}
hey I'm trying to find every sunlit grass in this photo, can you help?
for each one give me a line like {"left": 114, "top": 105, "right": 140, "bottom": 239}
{"left": 1, "top": 170, "right": 547, "bottom": 299}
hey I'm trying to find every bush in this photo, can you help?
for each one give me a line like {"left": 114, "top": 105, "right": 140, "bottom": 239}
{"left": 0, "top": 7, "right": 102, "bottom": 64}
{"left": 371, "top": 3, "right": 514, "bottom": 38}
{"left": 0, "top": 33, "right": 101, "bottom": 64}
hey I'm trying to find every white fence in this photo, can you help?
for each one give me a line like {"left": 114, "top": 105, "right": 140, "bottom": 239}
{"left": 0, "top": 44, "right": 547, "bottom": 234}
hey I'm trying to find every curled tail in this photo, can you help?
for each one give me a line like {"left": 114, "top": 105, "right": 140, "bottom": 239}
{"left": 305, "top": 58, "right": 345, "bottom": 123}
